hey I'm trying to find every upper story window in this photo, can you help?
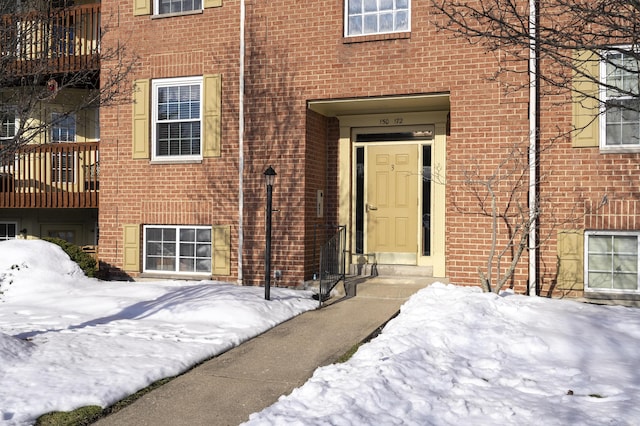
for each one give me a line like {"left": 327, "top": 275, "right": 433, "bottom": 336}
{"left": 51, "top": 113, "right": 76, "bottom": 143}
{"left": 585, "top": 231, "right": 640, "bottom": 293}
{"left": 155, "top": 0, "right": 202, "bottom": 15}
{"left": 152, "top": 76, "right": 203, "bottom": 161}
{"left": 345, "top": 0, "right": 410, "bottom": 37}
{"left": 0, "top": 108, "right": 17, "bottom": 142}
{"left": 600, "top": 49, "right": 640, "bottom": 151}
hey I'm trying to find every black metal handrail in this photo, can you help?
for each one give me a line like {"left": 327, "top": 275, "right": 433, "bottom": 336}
{"left": 314, "top": 224, "right": 347, "bottom": 307}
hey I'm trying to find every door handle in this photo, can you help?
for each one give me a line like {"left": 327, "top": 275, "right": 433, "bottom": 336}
{"left": 366, "top": 204, "right": 378, "bottom": 212}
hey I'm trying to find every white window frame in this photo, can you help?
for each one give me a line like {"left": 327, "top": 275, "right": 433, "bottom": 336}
{"left": 143, "top": 225, "right": 213, "bottom": 275}
{"left": 344, "top": 0, "right": 411, "bottom": 38}
{"left": 599, "top": 47, "right": 640, "bottom": 152}
{"left": 584, "top": 230, "right": 640, "bottom": 294}
{"left": 0, "top": 222, "right": 17, "bottom": 240}
{"left": 151, "top": 76, "right": 203, "bottom": 162}
{"left": 51, "top": 112, "right": 77, "bottom": 184}
{"left": 51, "top": 112, "right": 77, "bottom": 143}
{"left": 154, "top": 0, "right": 202, "bottom": 16}
{"left": 0, "top": 107, "right": 18, "bottom": 143}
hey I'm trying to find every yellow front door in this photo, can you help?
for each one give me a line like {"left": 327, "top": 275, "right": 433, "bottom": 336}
{"left": 366, "top": 144, "right": 419, "bottom": 264}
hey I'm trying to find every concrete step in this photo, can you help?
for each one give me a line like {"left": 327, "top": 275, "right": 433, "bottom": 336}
{"left": 346, "top": 275, "right": 446, "bottom": 300}
{"left": 349, "top": 263, "right": 434, "bottom": 278}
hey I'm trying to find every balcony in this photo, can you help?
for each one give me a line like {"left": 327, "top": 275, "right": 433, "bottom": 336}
{"left": 0, "top": 142, "right": 99, "bottom": 208}
{"left": 0, "top": 3, "right": 100, "bottom": 77}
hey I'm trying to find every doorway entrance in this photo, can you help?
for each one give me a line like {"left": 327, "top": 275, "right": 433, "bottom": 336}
{"left": 354, "top": 126, "right": 434, "bottom": 266}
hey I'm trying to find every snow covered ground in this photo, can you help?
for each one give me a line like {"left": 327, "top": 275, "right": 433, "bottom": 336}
{"left": 0, "top": 240, "right": 317, "bottom": 425}
{"left": 2, "top": 240, "right": 640, "bottom": 425}
{"left": 246, "top": 285, "right": 640, "bottom": 425}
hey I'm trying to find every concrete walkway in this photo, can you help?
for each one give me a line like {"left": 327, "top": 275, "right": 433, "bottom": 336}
{"left": 94, "top": 276, "right": 440, "bottom": 426}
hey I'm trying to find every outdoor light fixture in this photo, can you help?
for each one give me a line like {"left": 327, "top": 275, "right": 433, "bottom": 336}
{"left": 264, "top": 165, "right": 277, "bottom": 300}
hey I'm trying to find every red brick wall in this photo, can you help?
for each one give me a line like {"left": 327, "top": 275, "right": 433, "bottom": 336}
{"left": 99, "top": 1, "right": 241, "bottom": 280}
{"left": 100, "top": 0, "right": 574, "bottom": 293}
{"left": 537, "top": 96, "right": 640, "bottom": 297}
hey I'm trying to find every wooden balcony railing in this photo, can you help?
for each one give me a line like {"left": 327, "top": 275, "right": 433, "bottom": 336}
{"left": 0, "top": 142, "right": 99, "bottom": 208}
{"left": 0, "top": 3, "right": 100, "bottom": 76}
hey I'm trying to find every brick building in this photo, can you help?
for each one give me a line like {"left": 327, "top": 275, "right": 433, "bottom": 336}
{"left": 88, "top": 1, "right": 640, "bottom": 303}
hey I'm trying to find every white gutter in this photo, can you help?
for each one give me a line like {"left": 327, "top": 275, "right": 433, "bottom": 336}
{"left": 528, "top": 0, "right": 538, "bottom": 296}
{"left": 238, "top": 0, "right": 246, "bottom": 285}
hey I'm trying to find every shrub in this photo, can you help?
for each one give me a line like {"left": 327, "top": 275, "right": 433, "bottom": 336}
{"left": 42, "top": 238, "right": 97, "bottom": 278}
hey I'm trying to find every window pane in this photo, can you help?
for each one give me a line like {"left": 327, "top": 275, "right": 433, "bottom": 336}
{"left": 606, "top": 123, "right": 622, "bottom": 145}
{"left": 364, "top": 15, "right": 378, "bottom": 33}
{"left": 147, "top": 241, "right": 163, "bottom": 256}
{"left": 615, "top": 236, "right": 638, "bottom": 254}
{"left": 589, "top": 272, "right": 611, "bottom": 289}
{"left": 146, "top": 257, "right": 160, "bottom": 270}
{"left": 197, "top": 228, "right": 211, "bottom": 242}
{"left": 180, "top": 243, "right": 195, "bottom": 257}
{"left": 589, "top": 235, "right": 611, "bottom": 253}
{"left": 348, "top": 16, "right": 362, "bottom": 35}
{"left": 196, "top": 243, "right": 211, "bottom": 257}
{"left": 348, "top": 0, "right": 362, "bottom": 14}
{"left": 616, "top": 254, "right": 638, "bottom": 273}
{"left": 162, "top": 228, "right": 176, "bottom": 241}
{"left": 196, "top": 258, "right": 211, "bottom": 272}
{"left": 179, "top": 258, "right": 195, "bottom": 272}
{"left": 396, "top": 10, "right": 409, "bottom": 30}
{"left": 379, "top": 13, "right": 394, "bottom": 32}
{"left": 613, "top": 272, "right": 638, "bottom": 290}
{"left": 589, "top": 254, "right": 611, "bottom": 271}
{"left": 147, "top": 228, "right": 163, "bottom": 241}
{"left": 180, "top": 228, "right": 196, "bottom": 242}
{"left": 161, "top": 257, "right": 176, "bottom": 271}
{"left": 381, "top": 0, "right": 393, "bottom": 9}
{"left": 163, "top": 242, "right": 176, "bottom": 257}
{"left": 364, "top": 0, "right": 377, "bottom": 12}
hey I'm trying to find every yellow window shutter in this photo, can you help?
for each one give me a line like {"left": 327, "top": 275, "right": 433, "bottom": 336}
{"left": 203, "top": 74, "right": 222, "bottom": 158}
{"left": 132, "top": 79, "right": 150, "bottom": 159}
{"left": 556, "top": 230, "right": 584, "bottom": 291}
{"left": 133, "top": 0, "right": 151, "bottom": 16}
{"left": 212, "top": 225, "right": 231, "bottom": 276}
{"left": 123, "top": 224, "right": 141, "bottom": 272}
{"left": 204, "top": 0, "right": 222, "bottom": 8}
{"left": 572, "top": 50, "right": 600, "bottom": 148}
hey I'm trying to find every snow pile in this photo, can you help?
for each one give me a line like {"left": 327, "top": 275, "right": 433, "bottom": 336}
{"left": 0, "top": 240, "right": 317, "bottom": 426}
{"left": 245, "top": 284, "right": 640, "bottom": 425}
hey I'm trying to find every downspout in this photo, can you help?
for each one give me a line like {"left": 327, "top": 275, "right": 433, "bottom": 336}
{"left": 528, "top": 0, "right": 538, "bottom": 296}
{"left": 238, "top": 0, "right": 246, "bottom": 285}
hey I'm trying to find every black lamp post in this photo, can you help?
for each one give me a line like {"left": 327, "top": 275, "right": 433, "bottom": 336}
{"left": 264, "top": 165, "right": 277, "bottom": 300}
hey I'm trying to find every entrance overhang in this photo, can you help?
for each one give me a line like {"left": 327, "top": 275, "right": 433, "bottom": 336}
{"left": 307, "top": 93, "right": 450, "bottom": 117}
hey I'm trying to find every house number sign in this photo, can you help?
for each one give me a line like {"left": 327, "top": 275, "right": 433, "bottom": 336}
{"left": 379, "top": 117, "right": 404, "bottom": 125}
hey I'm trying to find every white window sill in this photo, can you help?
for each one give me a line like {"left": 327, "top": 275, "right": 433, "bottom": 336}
{"left": 599, "top": 146, "right": 640, "bottom": 154}
{"left": 150, "top": 158, "right": 203, "bottom": 165}
{"left": 140, "top": 272, "right": 212, "bottom": 281}
{"left": 151, "top": 9, "right": 203, "bottom": 19}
